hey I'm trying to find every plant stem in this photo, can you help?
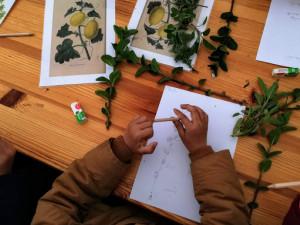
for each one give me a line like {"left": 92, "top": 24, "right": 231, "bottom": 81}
{"left": 166, "top": 0, "right": 171, "bottom": 23}
{"left": 78, "top": 25, "right": 91, "bottom": 60}
{"left": 155, "top": 72, "right": 245, "bottom": 105}
{"left": 248, "top": 144, "right": 272, "bottom": 219}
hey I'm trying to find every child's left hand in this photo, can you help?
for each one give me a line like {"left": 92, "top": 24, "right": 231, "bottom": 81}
{"left": 0, "top": 138, "right": 16, "bottom": 176}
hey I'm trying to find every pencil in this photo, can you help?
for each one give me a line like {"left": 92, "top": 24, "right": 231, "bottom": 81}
{"left": 0, "top": 33, "right": 34, "bottom": 38}
{"left": 153, "top": 117, "right": 179, "bottom": 123}
{"left": 268, "top": 181, "right": 300, "bottom": 189}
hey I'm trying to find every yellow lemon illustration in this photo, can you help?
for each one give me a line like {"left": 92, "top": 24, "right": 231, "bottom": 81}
{"left": 84, "top": 20, "right": 99, "bottom": 39}
{"left": 149, "top": 7, "right": 165, "bottom": 25}
{"left": 158, "top": 25, "right": 168, "bottom": 39}
{"left": 70, "top": 11, "right": 86, "bottom": 27}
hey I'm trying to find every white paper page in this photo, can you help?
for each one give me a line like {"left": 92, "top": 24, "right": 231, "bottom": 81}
{"left": 256, "top": 0, "right": 300, "bottom": 67}
{"left": 130, "top": 86, "right": 245, "bottom": 222}
{"left": 0, "top": 0, "right": 16, "bottom": 25}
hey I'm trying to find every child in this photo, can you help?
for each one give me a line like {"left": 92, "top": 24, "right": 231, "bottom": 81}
{"left": 2, "top": 104, "right": 250, "bottom": 225}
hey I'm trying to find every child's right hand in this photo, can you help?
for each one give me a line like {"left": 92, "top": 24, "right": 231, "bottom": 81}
{"left": 173, "top": 104, "right": 209, "bottom": 154}
{"left": 123, "top": 116, "right": 158, "bottom": 155}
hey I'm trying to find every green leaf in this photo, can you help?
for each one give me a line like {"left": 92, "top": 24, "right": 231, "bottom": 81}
{"left": 106, "top": 87, "right": 116, "bottom": 99}
{"left": 267, "top": 80, "right": 279, "bottom": 99}
{"left": 202, "top": 28, "right": 210, "bottom": 36}
{"left": 257, "top": 77, "right": 268, "bottom": 96}
{"left": 280, "top": 126, "right": 297, "bottom": 133}
{"left": 158, "top": 77, "right": 171, "bottom": 84}
{"left": 144, "top": 24, "right": 156, "bottom": 35}
{"left": 244, "top": 181, "right": 257, "bottom": 189}
{"left": 114, "top": 25, "right": 124, "bottom": 39}
{"left": 172, "top": 67, "right": 183, "bottom": 76}
{"left": 218, "top": 26, "right": 231, "bottom": 36}
{"left": 64, "top": 7, "right": 77, "bottom": 17}
{"left": 268, "top": 128, "right": 281, "bottom": 145}
{"left": 248, "top": 201, "right": 258, "bottom": 209}
{"left": 257, "top": 143, "right": 268, "bottom": 159}
{"left": 57, "top": 24, "right": 73, "bottom": 38}
{"left": 203, "top": 39, "right": 216, "bottom": 51}
{"left": 292, "top": 88, "right": 300, "bottom": 101}
{"left": 127, "top": 50, "right": 139, "bottom": 64}
{"left": 87, "top": 10, "right": 100, "bottom": 18}
{"left": 91, "top": 28, "right": 103, "bottom": 44}
{"left": 268, "top": 151, "right": 282, "bottom": 158}
{"left": 202, "top": 16, "right": 208, "bottom": 25}
{"left": 141, "top": 55, "right": 147, "bottom": 66}
{"left": 259, "top": 159, "right": 272, "bottom": 172}
{"left": 219, "top": 60, "right": 228, "bottom": 72}
{"left": 109, "top": 70, "right": 121, "bottom": 85}
{"left": 198, "top": 79, "right": 207, "bottom": 86}
{"left": 96, "top": 76, "right": 111, "bottom": 84}
{"left": 101, "top": 55, "right": 116, "bottom": 67}
{"left": 150, "top": 59, "right": 160, "bottom": 74}
{"left": 55, "top": 39, "right": 80, "bottom": 64}
{"left": 221, "top": 12, "right": 238, "bottom": 22}
{"left": 95, "top": 90, "right": 109, "bottom": 100}
{"left": 135, "top": 65, "right": 149, "bottom": 77}
{"left": 101, "top": 106, "right": 110, "bottom": 117}
{"left": 225, "top": 36, "right": 238, "bottom": 50}
{"left": 147, "top": 1, "right": 161, "bottom": 14}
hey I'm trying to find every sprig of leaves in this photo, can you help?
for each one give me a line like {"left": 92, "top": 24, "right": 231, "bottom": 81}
{"left": 96, "top": 26, "right": 243, "bottom": 129}
{"left": 203, "top": 0, "right": 238, "bottom": 77}
{"left": 165, "top": 0, "right": 207, "bottom": 69}
{"left": 232, "top": 78, "right": 300, "bottom": 220}
{"left": 95, "top": 26, "right": 138, "bottom": 129}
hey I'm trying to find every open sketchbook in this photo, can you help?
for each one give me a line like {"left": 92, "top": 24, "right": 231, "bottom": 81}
{"left": 130, "top": 86, "right": 244, "bottom": 222}
{"left": 256, "top": 0, "right": 300, "bottom": 67}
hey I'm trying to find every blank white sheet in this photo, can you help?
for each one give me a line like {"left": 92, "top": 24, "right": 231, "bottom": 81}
{"left": 256, "top": 0, "right": 300, "bottom": 67}
{"left": 130, "top": 86, "right": 245, "bottom": 223}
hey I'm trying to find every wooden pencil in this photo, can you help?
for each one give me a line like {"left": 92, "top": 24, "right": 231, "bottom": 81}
{"left": 268, "top": 181, "right": 300, "bottom": 189}
{"left": 153, "top": 117, "right": 179, "bottom": 123}
{"left": 0, "top": 32, "right": 34, "bottom": 38}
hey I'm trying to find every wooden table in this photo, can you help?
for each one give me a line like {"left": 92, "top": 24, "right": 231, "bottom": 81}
{"left": 0, "top": 0, "right": 299, "bottom": 224}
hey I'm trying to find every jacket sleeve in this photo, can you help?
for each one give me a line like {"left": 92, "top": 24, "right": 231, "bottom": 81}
{"left": 190, "top": 147, "right": 249, "bottom": 225}
{"left": 31, "top": 140, "right": 130, "bottom": 225}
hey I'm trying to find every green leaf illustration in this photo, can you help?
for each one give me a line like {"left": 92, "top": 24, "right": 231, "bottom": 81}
{"left": 55, "top": 39, "right": 80, "bottom": 64}
{"left": 57, "top": 23, "right": 73, "bottom": 38}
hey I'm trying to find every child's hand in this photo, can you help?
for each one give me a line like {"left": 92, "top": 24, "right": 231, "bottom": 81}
{"left": 124, "top": 116, "right": 158, "bottom": 155}
{"left": 0, "top": 138, "right": 16, "bottom": 176}
{"left": 173, "top": 104, "right": 208, "bottom": 154}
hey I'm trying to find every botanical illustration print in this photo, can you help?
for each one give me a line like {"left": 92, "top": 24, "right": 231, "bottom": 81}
{"left": 0, "top": 0, "right": 5, "bottom": 20}
{"left": 49, "top": 0, "right": 106, "bottom": 77}
{"left": 131, "top": 0, "right": 203, "bottom": 57}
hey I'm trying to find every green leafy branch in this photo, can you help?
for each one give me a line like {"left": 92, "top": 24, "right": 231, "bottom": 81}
{"left": 96, "top": 26, "right": 245, "bottom": 129}
{"left": 232, "top": 78, "right": 300, "bottom": 221}
{"left": 203, "top": 0, "right": 238, "bottom": 77}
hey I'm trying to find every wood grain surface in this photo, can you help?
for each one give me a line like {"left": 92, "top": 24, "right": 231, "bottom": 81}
{"left": 0, "top": 1, "right": 299, "bottom": 225}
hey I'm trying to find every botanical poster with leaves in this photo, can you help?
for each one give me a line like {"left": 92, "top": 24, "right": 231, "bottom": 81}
{"left": 131, "top": 0, "right": 204, "bottom": 57}
{"left": 0, "top": 0, "right": 15, "bottom": 25}
{"left": 49, "top": 0, "right": 105, "bottom": 77}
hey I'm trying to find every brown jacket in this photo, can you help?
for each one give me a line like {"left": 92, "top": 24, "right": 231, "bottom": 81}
{"left": 31, "top": 139, "right": 249, "bottom": 225}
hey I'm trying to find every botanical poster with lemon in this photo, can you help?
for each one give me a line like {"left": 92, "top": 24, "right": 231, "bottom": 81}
{"left": 0, "top": 0, "right": 15, "bottom": 25}
{"left": 40, "top": 0, "right": 115, "bottom": 86}
{"left": 128, "top": 0, "right": 214, "bottom": 70}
